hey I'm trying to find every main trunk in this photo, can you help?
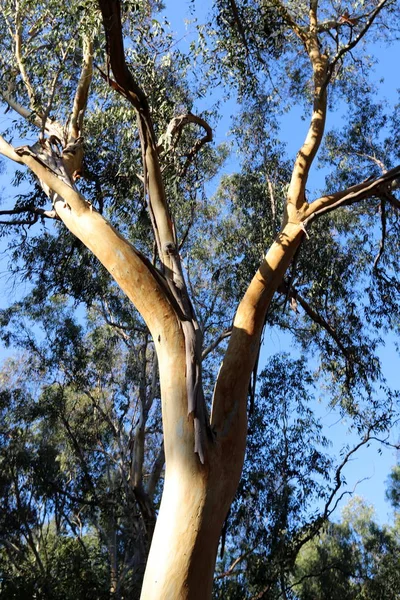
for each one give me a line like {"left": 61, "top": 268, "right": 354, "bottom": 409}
{"left": 140, "top": 224, "right": 304, "bottom": 599}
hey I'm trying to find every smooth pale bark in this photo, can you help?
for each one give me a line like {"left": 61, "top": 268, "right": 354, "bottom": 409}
{"left": 141, "top": 223, "right": 304, "bottom": 599}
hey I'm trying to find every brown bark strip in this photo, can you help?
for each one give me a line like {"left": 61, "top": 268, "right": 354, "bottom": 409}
{"left": 98, "top": 0, "right": 212, "bottom": 464}
{"left": 97, "top": 0, "right": 174, "bottom": 261}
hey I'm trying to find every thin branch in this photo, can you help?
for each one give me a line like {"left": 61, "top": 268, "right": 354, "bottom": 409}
{"left": 0, "top": 89, "right": 64, "bottom": 139}
{"left": 269, "top": 0, "right": 308, "bottom": 45}
{"left": 326, "top": 0, "right": 390, "bottom": 84}
{"left": 40, "top": 40, "right": 74, "bottom": 139}
{"left": 0, "top": 206, "right": 58, "bottom": 224}
{"left": 354, "top": 151, "right": 387, "bottom": 174}
{"left": 202, "top": 329, "right": 232, "bottom": 361}
{"left": 266, "top": 174, "right": 277, "bottom": 232}
{"left": 281, "top": 285, "right": 351, "bottom": 360}
{"left": 323, "top": 426, "right": 379, "bottom": 521}
{"left": 215, "top": 546, "right": 256, "bottom": 579}
{"left": 14, "top": 0, "right": 37, "bottom": 110}
{"left": 147, "top": 443, "right": 165, "bottom": 502}
{"left": 373, "top": 199, "right": 387, "bottom": 270}
{"left": 159, "top": 113, "right": 213, "bottom": 177}
{"left": 228, "top": 0, "right": 250, "bottom": 53}
{"left": 288, "top": 560, "right": 356, "bottom": 595}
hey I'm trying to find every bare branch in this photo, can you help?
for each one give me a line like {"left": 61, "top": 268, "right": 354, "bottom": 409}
{"left": 0, "top": 205, "right": 58, "bottom": 225}
{"left": 373, "top": 199, "right": 387, "bottom": 270}
{"left": 303, "top": 164, "right": 400, "bottom": 223}
{"left": 147, "top": 443, "right": 165, "bottom": 502}
{"left": 39, "top": 40, "right": 75, "bottom": 139}
{"left": 159, "top": 113, "right": 213, "bottom": 177}
{"left": 281, "top": 285, "right": 350, "bottom": 360}
{"left": 323, "top": 426, "right": 381, "bottom": 521}
{"left": 354, "top": 151, "right": 387, "bottom": 174}
{"left": 202, "top": 329, "right": 232, "bottom": 361}
{"left": 69, "top": 34, "right": 94, "bottom": 141}
{"left": 0, "top": 87, "right": 64, "bottom": 139}
{"left": 326, "top": 0, "right": 390, "bottom": 83}
{"left": 215, "top": 547, "right": 255, "bottom": 579}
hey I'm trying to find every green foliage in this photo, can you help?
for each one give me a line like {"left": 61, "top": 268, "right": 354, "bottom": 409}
{"left": 292, "top": 497, "right": 400, "bottom": 600}
{"left": 214, "top": 354, "right": 333, "bottom": 598}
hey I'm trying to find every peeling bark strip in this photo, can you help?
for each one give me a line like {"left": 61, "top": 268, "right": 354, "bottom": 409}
{"left": 164, "top": 241, "right": 210, "bottom": 463}
{"left": 98, "top": 0, "right": 212, "bottom": 464}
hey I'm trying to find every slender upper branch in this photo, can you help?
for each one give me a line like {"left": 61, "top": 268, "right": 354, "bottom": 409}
{"left": 281, "top": 284, "right": 348, "bottom": 355}
{"left": 286, "top": 4, "right": 328, "bottom": 218}
{"left": 159, "top": 113, "right": 213, "bottom": 177}
{"left": 0, "top": 89, "right": 61, "bottom": 139}
{"left": 327, "top": 0, "right": 390, "bottom": 80}
{"left": 14, "top": 0, "right": 37, "bottom": 110}
{"left": 69, "top": 34, "right": 94, "bottom": 142}
{"left": 269, "top": 1, "right": 308, "bottom": 45}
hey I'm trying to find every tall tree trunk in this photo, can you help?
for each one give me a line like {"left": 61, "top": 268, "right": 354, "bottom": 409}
{"left": 140, "top": 224, "right": 303, "bottom": 599}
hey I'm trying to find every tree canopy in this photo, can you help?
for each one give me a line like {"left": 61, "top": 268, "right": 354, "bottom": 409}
{"left": 0, "top": 0, "right": 399, "bottom": 598}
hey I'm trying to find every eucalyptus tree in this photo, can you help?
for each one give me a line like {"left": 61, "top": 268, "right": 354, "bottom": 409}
{"left": 291, "top": 496, "right": 400, "bottom": 600}
{"left": 0, "top": 299, "right": 164, "bottom": 598}
{"left": 0, "top": 0, "right": 400, "bottom": 599}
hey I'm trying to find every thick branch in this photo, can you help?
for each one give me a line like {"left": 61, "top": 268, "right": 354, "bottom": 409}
{"left": 98, "top": 0, "right": 175, "bottom": 266}
{"left": 286, "top": 7, "right": 328, "bottom": 216}
{"left": 212, "top": 223, "right": 304, "bottom": 466}
{"left": 0, "top": 134, "right": 178, "bottom": 334}
{"left": 303, "top": 164, "right": 400, "bottom": 223}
